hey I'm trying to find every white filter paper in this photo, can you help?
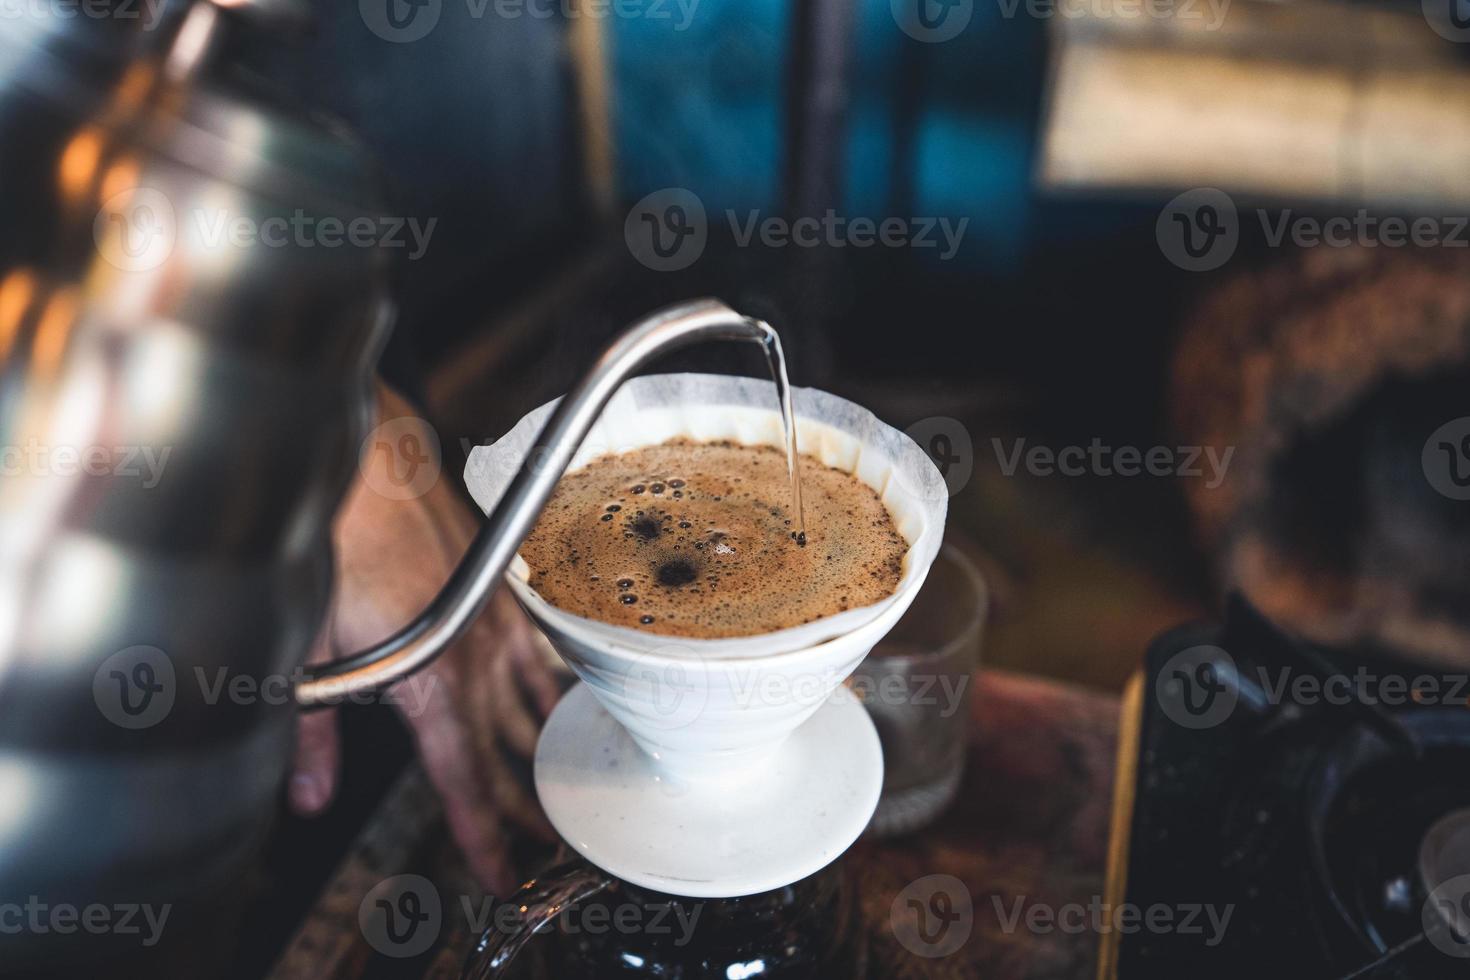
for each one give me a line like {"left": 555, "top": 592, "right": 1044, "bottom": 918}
{"left": 464, "top": 373, "right": 948, "bottom": 658}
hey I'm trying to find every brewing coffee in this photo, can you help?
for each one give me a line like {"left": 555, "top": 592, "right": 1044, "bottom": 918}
{"left": 519, "top": 439, "right": 906, "bottom": 638}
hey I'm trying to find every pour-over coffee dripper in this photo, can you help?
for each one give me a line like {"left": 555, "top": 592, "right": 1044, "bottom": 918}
{"left": 459, "top": 332, "right": 948, "bottom": 976}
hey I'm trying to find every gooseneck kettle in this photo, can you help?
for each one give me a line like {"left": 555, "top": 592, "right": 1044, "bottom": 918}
{"left": 0, "top": 0, "right": 773, "bottom": 965}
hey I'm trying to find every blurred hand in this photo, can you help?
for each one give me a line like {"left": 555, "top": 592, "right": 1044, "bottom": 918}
{"left": 289, "top": 383, "right": 564, "bottom": 895}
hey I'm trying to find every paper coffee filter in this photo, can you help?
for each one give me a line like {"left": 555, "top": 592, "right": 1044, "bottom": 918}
{"left": 464, "top": 372, "right": 948, "bottom": 659}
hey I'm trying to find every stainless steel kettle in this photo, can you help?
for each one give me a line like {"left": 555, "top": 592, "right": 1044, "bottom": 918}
{"left": 0, "top": 0, "right": 396, "bottom": 958}
{"left": 0, "top": 2, "right": 776, "bottom": 963}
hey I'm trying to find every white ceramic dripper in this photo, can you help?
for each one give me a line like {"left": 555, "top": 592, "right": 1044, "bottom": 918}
{"left": 465, "top": 371, "right": 947, "bottom": 897}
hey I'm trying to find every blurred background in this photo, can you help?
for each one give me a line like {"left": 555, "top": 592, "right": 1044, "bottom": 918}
{"left": 261, "top": 0, "right": 1223, "bottom": 690}
{"left": 6, "top": 0, "right": 1470, "bottom": 975}
{"left": 238, "top": 0, "right": 1470, "bottom": 691}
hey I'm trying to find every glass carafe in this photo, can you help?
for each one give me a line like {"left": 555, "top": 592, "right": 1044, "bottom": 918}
{"left": 462, "top": 856, "right": 867, "bottom": 979}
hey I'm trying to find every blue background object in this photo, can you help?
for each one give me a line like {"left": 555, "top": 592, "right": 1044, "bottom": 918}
{"left": 611, "top": 0, "right": 1046, "bottom": 271}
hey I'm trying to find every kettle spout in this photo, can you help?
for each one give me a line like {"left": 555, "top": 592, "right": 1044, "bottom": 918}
{"left": 295, "top": 298, "right": 776, "bottom": 706}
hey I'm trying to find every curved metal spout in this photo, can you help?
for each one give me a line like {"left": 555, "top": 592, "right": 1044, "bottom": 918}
{"left": 296, "top": 298, "right": 776, "bottom": 706}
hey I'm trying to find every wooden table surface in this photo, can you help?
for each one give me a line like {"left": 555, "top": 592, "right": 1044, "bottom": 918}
{"left": 266, "top": 670, "right": 1120, "bottom": 980}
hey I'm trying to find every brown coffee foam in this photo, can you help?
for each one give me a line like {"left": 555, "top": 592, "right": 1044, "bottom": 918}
{"left": 519, "top": 439, "right": 906, "bottom": 638}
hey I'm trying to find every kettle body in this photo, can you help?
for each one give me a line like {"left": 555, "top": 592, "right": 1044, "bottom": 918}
{"left": 0, "top": 1, "right": 390, "bottom": 962}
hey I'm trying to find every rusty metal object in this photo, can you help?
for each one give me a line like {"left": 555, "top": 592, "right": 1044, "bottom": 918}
{"left": 1170, "top": 246, "right": 1470, "bottom": 666}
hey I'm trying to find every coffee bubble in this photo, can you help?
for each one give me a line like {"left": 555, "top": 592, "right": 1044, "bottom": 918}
{"left": 519, "top": 440, "right": 906, "bottom": 638}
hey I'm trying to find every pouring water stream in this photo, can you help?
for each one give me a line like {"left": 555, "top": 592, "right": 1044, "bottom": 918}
{"left": 754, "top": 321, "right": 807, "bottom": 546}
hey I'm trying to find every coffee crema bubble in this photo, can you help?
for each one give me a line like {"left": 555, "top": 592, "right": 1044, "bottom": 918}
{"left": 519, "top": 439, "right": 907, "bottom": 638}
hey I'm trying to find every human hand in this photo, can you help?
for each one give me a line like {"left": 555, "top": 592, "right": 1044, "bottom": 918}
{"left": 289, "top": 383, "right": 565, "bottom": 895}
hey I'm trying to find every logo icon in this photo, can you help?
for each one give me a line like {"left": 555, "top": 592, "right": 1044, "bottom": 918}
{"left": 360, "top": 0, "right": 442, "bottom": 42}
{"left": 624, "top": 188, "right": 708, "bottom": 272}
{"left": 94, "top": 187, "right": 176, "bottom": 273}
{"left": 359, "top": 874, "right": 442, "bottom": 958}
{"left": 891, "top": 0, "right": 973, "bottom": 42}
{"left": 891, "top": 874, "right": 973, "bottom": 957}
{"left": 1425, "top": 875, "right": 1470, "bottom": 957}
{"left": 619, "top": 645, "right": 711, "bottom": 732}
{"left": 1424, "top": 0, "right": 1470, "bottom": 42}
{"left": 93, "top": 646, "right": 176, "bottom": 730}
{"left": 1156, "top": 645, "right": 1238, "bottom": 730}
{"left": 903, "top": 417, "right": 973, "bottom": 499}
{"left": 1156, "top": 188, "right": 1238, "bottom": 272}
{"left": 360, "top": 416, "right": 442, "bottom": 501}
{"left": 1423, "top": 418, "right": 1470, "bottom": 500}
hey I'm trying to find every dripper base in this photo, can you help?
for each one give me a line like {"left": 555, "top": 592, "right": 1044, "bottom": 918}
{"left": 535, "top": 682, "right": 883, "bottom": 899}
